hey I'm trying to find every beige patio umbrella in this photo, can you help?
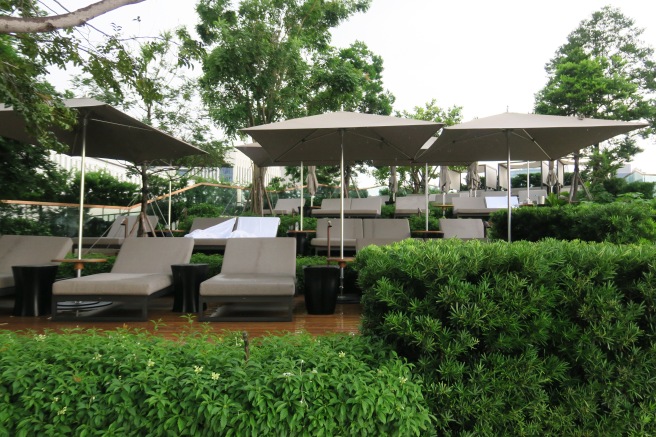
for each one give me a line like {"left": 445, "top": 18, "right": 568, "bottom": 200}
{"left": 0, "top": 98, "right": 207, "bottom": 263}
{"left": 466, "top": 162, "right": 481, "bottom": 195}
{"left": 242, "top": 111, "right": 443, "bottom": 259}
{"left": 417, "top": 112, "right": 648, "bottom": 241}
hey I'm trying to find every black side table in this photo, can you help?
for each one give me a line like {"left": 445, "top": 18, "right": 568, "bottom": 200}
{"left": 171, "top": 264, "right": 210, "bottom": 313}
{"left": 12, "top": 265, "right": 59, "bottom": 317}
{"left": 286, "top": 230, "right": 315, "bottom": 256}
{"left": 303, "top": 265, "right": 340, "bottom": 314}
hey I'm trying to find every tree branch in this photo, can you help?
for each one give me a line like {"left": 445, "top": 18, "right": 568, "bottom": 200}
{"left": 0, "top": 0, "right": 146, "bottom": 34}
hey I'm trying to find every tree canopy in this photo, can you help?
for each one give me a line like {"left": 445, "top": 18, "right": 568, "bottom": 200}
{"left": 534, "top": 6, "right": 656, "bottom": 189}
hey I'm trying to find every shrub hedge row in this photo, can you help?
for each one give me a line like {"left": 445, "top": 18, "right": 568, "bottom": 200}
{"left": 355, "top": 238, "right": 656, "bottom": 435}
{"left": 0, "top": 329, "right": 432, "bottom": 436}
{"left": 488, "top": 201, "right": 656, "bottom": 243}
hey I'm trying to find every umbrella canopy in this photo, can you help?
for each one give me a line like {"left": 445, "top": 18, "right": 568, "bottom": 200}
{"left": 242, "top": 111, "right": 442, "bottom": 164}
{"left": 242, "top": 111, "right": 443, "bottom": 258}
{"left": 418, "top": 112, "right": 648, "bottom": 162}
{"left": 0, "top": 98, "right": 206, "bottom": 264}
{"left": 0, "top": 98, "right": 206, "bottom": 163}
{"left": 420, "top": 112, "right": 648, "bottom": 241}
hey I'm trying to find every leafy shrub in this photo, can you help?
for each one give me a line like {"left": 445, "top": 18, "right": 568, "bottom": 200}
{"left": 488, "top": 201, "right": 656, "bottom": 243}
{"left": 277, "top": 215, "right": 317, "bottom": 237}
{"left": 0, "top": 329, "right": 433, "bottom": 436}
{"left": 356, "top": 238, "right": 656, "bottom": 435}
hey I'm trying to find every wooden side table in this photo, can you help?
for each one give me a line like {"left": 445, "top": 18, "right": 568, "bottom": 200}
{"left": 52, "top": 258, "right": 107, "bottom": 277}
{"left": 326, "top": 257, "right": 359, "bottom": 303}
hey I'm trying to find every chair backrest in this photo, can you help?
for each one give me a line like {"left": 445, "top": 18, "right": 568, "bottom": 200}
{"left": 274, "top": 198, "right": 304, "bottom": 214}
{"left": 362, "top": 219, "right": 411, "bottom": 239}
{"left": 111, "top": 237, "right": 194, "bottom": 274}
{"left": 315, "top": 218, "right": 364, "bottom": 239}
{"left": 319, "top": 198, "right": 349, "bottom": 211}
{"left": 350, "top": 197, "right": 381, "bottom": 214}
{"left": 189, "top": 217, "right": 235, "bottom": 233}
{"left": 439, "top": 218, "right": 485, "bottom": 239}
{"left": 452, "top": 197, "right": 486, "bottom": 214}
{"left": 395, "top": 196, "right": 424, "bottom": 209}
{"left": 0, "top": 235, "right": 73, "bottom": 274}
{"left": 221, "top": 238, "right": 296, "bottom": 276}
{"left": 235, "top": 217, "right": 280, "bottom": 237}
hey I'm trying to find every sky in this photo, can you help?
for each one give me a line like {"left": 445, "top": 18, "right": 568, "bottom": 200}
{"left": 52, "top": 0, "right": 656, "bottom": 174}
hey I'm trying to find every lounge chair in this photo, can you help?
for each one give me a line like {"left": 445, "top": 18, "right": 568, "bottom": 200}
{"left": 77, "top": 214, "right": 159, "bottom": 255}
{"left": 310, "top": 218, "right": 363, "bottom": 255}
{"left": 311, "top": 198, "right": 343, "bottom": 218}
{"left": 394, "top": 196, "right": 427, "bottom": 217}
{"left": 0, "top": 235, "right": 73, "bottom": 296}
{"left": 51, "top": 237, "right": 194, "bottom": 321}
{"left": 356, "top": 218, "right": 411, "bottom": 252}
{"left": 439, "top": 218, "right": 486, "bottom": 240}
{"left": 263, "top": 198, "right": 305, "bottom": 216}
{"left": 199, "top": 237, "right": 296, "bottom": 322}
{"left": 345, "top": 197, "right": 381, "bottom": 218}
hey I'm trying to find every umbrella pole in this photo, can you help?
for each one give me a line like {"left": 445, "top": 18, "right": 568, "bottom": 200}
{"left": 425, "top": 163, "right": 429, "bottom": 231}
{"left": 340, "top": 130, "right": 345, "bottom": 260}
{"left": 300, "top": 162, "right": 304, "bottom": 231}
{"left": 526, "top": 161, "right": 530, "bottom": 203}
{"left": 506, "top": 130, "right": 512, "bottom": 243}
{"left": 76, "top": 116, "right": 89, "bottom": 274}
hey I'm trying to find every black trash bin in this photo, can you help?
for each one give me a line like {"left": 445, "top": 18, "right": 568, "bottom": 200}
{"left": 303, "top": 265, "right": 340, "bottom": 314}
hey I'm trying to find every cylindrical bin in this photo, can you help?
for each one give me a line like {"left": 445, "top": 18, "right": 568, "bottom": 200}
{"left": 12, "top": 265, "right": 59, "bottom": 317}
{"left": 303, "top": 265, "right": 340, "bottom": 314}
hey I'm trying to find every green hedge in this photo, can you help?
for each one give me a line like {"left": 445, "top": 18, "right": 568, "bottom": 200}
{"left": 488, "top": 201, "right": 656, "bottom": 243}
{"left": 355, "top": 238, "right": 656, "bottom": 435}
{"left": 0, "top": 330, "right": 432, "bottom": 436}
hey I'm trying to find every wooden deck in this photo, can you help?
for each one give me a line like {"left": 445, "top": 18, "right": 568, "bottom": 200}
{"left": 0, "top": 295, "right": 362, "bottom": 340}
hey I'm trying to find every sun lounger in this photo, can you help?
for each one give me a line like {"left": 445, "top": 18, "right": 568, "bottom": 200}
{"left": 0, "top": 235, "right": 73, "bottom": 296}
{"left": 310, "top": 218, "right": 363, "bottom": 255}
{"left": 51, "top": 237, "right": 194, "bottom": 321}
{"left": 77, "top": 215, "right": 159, "bottom": 254}
{"left": 185, "top": 216, "right": 281, "bottom": 254}
{"left": 356, "top": 218, "right": 411, "bottom": 252}
{"left": 199, "top": 237, "right": 296, "bottom": 321}
{"left": 263, "top": 198, "right": 305, "bottom": 216}
{"left": 346, "top": 197, "right": 381, "bottom": 218}
{"left": 311, "top": 198, "right": 343, "bottom": 218}
{"left": 439, "top": 218, "right": 486, "bottom": 240}
{"left": 394, "top": 196, "right": 429, "bottom": 217}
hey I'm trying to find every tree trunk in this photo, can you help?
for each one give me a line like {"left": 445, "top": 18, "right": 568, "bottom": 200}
{"left": 251, "top": 165, "right": 266, "bottom": 215}
{"left": 0, "top": 0, "right": 146, "bottom": 34}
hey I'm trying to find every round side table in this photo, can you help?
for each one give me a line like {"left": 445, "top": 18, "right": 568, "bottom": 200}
{"left": 171, "top": 264, "right": 210, "bottom": 313}
{"left": 12, "top": 264, "right": 59, "bottom": 317}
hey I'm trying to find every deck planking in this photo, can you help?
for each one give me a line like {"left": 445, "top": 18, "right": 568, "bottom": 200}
{"left": 0, "top": 295, "right": 362, "bottom": 340}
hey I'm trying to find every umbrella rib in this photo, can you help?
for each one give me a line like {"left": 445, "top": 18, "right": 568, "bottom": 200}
{"left": 513, "top": 129, "right": 552, "bottom": 160}
{"left": 89, "top": 118, "right": 154, "bottom": 132}
{"left": 274, "top": 130, "right": 336, "bottom": 162}
{"left": 349, "top": 131, "right": 413, "bottom": 160}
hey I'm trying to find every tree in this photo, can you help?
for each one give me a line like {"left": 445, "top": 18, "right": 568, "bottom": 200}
{"left": 196, "top": 0, "right": 372, "bottom": 214}
{"left": 72, "top": 31, "right": 229, "bottom": 232}
{"left": 534, "top": 6, "right": 656, "bottom": 194}
{"left": 372, "top": 99, "right": 463, "bottom": 194}
{"left": 0, "top": 1, "right": 145, "bottom": 146}
{"left": 0, "top": 0, "right": 144, "bottom": 33}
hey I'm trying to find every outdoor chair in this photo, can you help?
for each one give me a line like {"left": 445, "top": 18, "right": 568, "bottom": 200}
{"left": 345, "top": 197, "right": 381, "bottom": 218}
{"left": 439, "top": 218, "right": 486, "bottom": 240}
{"left": 517, "top": 189, "right": 548, "bottom": 204}
{"left": 51, "top": 237, "right": 194, "bottom": 321}
{"left": 0, "top": 235, "right": 73, "bottom": 296}
{"left": 310, "top": 218, "right": 363, "bottom": 256}
{"left": 311, "top": 198, "right": 344, "bottom": 218}
{"left": 77, "top": 214, "right": 159, "bottom": 255}
{"left": 198, "top": 237, "right": 296, "bottom": 322}
{"left": 263, "top": 198, "right": 305, "bottom": 216}
{"left": 394, "top": 196, "right": 427, "bottom": 217}
{"left": 356, "top": 218, "right": 411, "bottom": 252}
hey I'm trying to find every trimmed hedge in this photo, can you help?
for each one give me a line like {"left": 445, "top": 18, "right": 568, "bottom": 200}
{"left": 488, "top": 201, "right": 656, "bottom": 243}
{"left": 355, "top": 238, "right": 656, "bottom": 435}
{"left": 0, "top": 330, "right": 433, "bottom": 436}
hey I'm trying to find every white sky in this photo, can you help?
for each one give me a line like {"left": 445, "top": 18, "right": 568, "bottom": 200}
{"left": 53, "top": 0, "right": 656, "bottom": 173}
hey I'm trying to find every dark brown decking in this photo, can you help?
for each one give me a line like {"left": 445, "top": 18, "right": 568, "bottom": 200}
{"left": 0, "top": 295, "right": 362, "bottom": 339}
